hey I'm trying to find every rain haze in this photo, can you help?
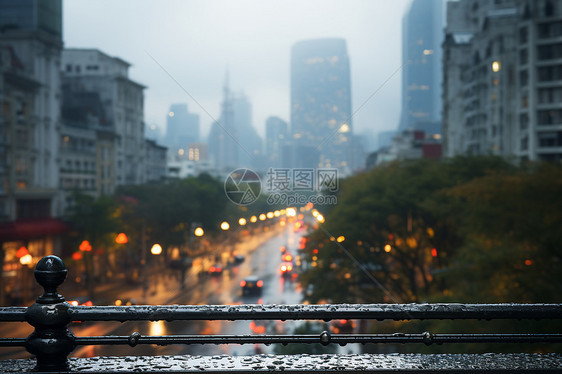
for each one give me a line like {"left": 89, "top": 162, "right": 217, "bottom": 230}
{"left": 63, "top": 0, "right": 411, "bottom": 145}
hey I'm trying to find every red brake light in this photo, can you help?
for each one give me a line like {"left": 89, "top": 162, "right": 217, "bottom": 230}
{"left": 340, "top": 319, "right": 347, "bottom": 324}
{"left": 240, "top": 280, "right": 246, "bottom": 287}
{"left": 209, "top": 266, "right": 215, "bottom": 272}
{"left": 257, "top": 280, "right": 263, "bottom": 287}
{"left": 84, "top": 300, "right": 93, "bottom": 307}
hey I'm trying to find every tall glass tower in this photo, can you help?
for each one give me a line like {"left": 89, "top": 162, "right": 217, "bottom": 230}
{"left": 290, "top": 38, "right": 353, "bottom": 173}
{"left": 399, "top": 0, "right": 444, "bottom": 133}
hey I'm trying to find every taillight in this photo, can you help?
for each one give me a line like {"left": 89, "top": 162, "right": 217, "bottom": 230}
{"left": 240, "top": 280, "right": 246, "bottom": 287}
{"left": 84, "top": 300, "right": 93, "bottom": 306}
{"left": 209, "top": 266, "right": 215, "bottom": 272}
{"left": 69, "top": 300, "right": 79, "bottom": 306}
{"left": 257, "top": 280, "right": 263, "bottom": 287}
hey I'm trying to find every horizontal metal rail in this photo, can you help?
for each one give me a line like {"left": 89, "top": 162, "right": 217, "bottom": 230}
{"left": 75, "top": 332, "right": 562, "bottom": 346}
{"left": 2, "top": 255, "right": 561, "bottom": 372}
{"left": 67, "top": 303, "right": 562, "bottom": 322}
{"left": 0, "top": 307, "right": 26, "bottom": 322}
{"left": 2, "top": 332, "right": 561, "bottom": 348}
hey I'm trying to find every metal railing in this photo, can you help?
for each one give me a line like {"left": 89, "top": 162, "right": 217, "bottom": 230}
{"left": 1, "top": 255, "right": 562, "bottom": 372}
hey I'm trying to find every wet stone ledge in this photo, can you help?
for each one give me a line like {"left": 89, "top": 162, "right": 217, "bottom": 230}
{"left": 1, "top": 353, "right": 562, "bottom": 373}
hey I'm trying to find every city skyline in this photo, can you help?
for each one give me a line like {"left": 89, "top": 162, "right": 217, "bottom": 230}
{"left": 63, "top": 1, "right": 419, "bottom": 146}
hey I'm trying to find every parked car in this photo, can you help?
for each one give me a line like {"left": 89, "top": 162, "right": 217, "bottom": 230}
{"left": 240, "top": 275, "right": 264, "bottom": 296}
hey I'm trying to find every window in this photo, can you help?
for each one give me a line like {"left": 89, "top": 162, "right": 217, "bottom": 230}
{"left": 519, "top": 26, "right": 528, "bottom": 44}
{"left": 538, "top": 87, "right": 562, "bottom": 104}
{"left": 537, "top": 43, "right": 562, "bottom": 61}
{"left": 520, "top": 70, "right": 528, "bottom": 86}
{"left": 538, "top": 65, "right": 562, "bottom": 81}
{"left": 520, "top": 48, "right": 528, "bottom": 65}
{"left": 538, "top": 109, "right": 562, "bottom": 125}
{"left": 16, "top": 199, "right": 51, "bottom": 219}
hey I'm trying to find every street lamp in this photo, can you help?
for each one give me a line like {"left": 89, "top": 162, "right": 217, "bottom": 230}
{"left": 150, "top": 244, "right": 162, "bottom": 255}
{"left": 259, "top": 214, "right": 266, "bottom": 221}
{"left": 115, "top": 233, "right": 128, "bottom": 244}
{"left": 221, "top": 221, "right": 230, "bottom": 230}
{"left": 239, "top": 218, "right": 247, "bottom": 226}
{"left": 250, "top": 216, "right": 257, "bottom": 223}
{"left": 194, "top": 227, "right": 204, "bottom": 237}
{"left": 266, "top": 212, "right": 274, "bottom": 219}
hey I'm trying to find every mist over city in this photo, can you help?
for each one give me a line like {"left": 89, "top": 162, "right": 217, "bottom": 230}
{"left": 0, "top": 0, "right": 561, "bottom": 368}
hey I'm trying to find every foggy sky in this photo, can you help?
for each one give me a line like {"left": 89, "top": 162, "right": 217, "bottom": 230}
{"left": 63, "top": 0, "right": 412, "bottom": 144}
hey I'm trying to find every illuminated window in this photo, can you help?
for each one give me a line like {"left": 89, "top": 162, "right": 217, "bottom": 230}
{"left": 423, "top": 49, "right": 434, "bottom": 55}
{"left": 492, "top": 61, "right": 501, "bottom": 72}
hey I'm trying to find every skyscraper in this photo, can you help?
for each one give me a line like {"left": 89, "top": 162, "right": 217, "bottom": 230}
{"left": 399, "top": 0, "right": 444, "bottom": 134}
{"left": 164, "top": 103, "right": 200, "bottom": 153}
{"left": 290, "top": 38, "right": 353, "bottom": 173}
{"left": 232, "top": 93, "right": 263, "bottom": 169}
{"left": 265, "top": 116, "right": 288, "bottom": 168}
{"left": 208, "top": 76, "right": 238, "bottom": 173}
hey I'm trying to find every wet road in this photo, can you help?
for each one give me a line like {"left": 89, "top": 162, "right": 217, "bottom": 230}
{"left": 71, "top": 225, "right": 305, "bottom": 358}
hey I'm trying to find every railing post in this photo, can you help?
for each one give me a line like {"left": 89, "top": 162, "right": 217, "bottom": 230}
{"left": 24, "top": 255, "right": 76, "bottom": 371}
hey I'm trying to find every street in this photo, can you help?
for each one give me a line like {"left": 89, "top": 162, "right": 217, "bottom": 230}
{"left": 0, "top": 223, "right": 306, "bottom": 360}
{"left": 73, "top": 223, "right": 304, "bottom": 357}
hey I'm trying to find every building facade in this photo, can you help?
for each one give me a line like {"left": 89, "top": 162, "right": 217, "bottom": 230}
{"left": 0, "top": 0, "right": 67, "bottom": 305}
{"left": 62, "top": 49, "right": 147, "bottom": 189}
{"left": 164, "top": 103, "right": 199, "bottom": 154}
{"left": 443, "top": 0, "right": 562, "bottom": 162}
{"left": 265, "top": 116, "right": 288, "bottom": 169}
{"left": 400, "top": 0, "right": 444, "bottom": 135}
{"left": 290, "top": 38, "right": 353, "bottom": 174}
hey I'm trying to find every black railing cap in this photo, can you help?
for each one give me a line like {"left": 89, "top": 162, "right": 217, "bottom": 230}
{"left": 34, "top": 255, "right": 67, "bottom": 304}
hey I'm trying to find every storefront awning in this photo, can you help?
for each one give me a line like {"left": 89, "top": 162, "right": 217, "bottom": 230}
{"left": 0, "top": 218, "right": 69, "bottom": 241}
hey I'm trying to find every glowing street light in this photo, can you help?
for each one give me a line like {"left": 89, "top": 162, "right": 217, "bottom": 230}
{"left": 266, "top": 212, "right": 274, "bottom": 219}
{"left": 250, "top": 216, "right": 257, "bottom": 223}
{"left": 221, "top": 221, "right": 230, "bottom": 230}
{"left": 274, "top": 210, "right": 280, "bottom": 217}
{"left": 79, "top": 240, "right": 92, "bottom": 252}
{"left": 194, "top": 227, "right": 204, "bottom": 237}
{"left": 239, "top": 218, "right": 247, "bottom": 226}
{"left": 259, "top": 214, "right": 266, "bottom": 221}
{"left": 20, "top": 254, "right": 32, "bottom": 266}
{"left": 150, "top": 244, "right": 163, "bottom": 255}
{"left": 286, "top": 208, "right": 297, "bottom": 217}
{"left": 336, "top": 236, "right": 345, "bottom": 243}
{"left": 316, "top": 214, "right": 325, "bottom": 223}
{"left": 384, "top": 244, "right": 392, "bottom": 253}
{"left": 115, "top": 233, "right": 128, "bottom": 244}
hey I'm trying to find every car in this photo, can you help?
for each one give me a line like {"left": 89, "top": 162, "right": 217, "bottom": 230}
{"left": 280, "top": 261, "right": 294, "bottom": 276}
{"left": 233, "top": 254, "right": 245, "bottom": 263}
{"left": 240, "top": 275, "right": 264, "bottom": 296}
{"left": 282, "top": 253, "right": 293, "bottom": 262}
{"left": 209, "top": 264, "right": 223, "bottom": 275}
{"left": 330, "top": 319, "right": 356, "bottom": 334}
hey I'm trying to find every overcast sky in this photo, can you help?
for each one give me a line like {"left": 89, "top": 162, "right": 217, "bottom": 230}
{"left": 63, "top": 1, "right": 413, "bottom": 145}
